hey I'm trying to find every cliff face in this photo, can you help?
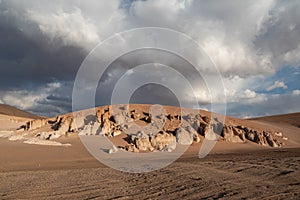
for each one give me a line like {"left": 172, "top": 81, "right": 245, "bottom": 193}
{"left": 9, "top": 104, "right": 285, "bottom": 150}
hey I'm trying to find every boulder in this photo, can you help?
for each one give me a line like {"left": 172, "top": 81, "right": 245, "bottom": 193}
{"left": 112, "top": 130, "right": 122, "bottom": 137}
{"left": 150, "top": 132, "right": 176, "bottom": 151}
{"left": 91, "top": 121, "right": 102, "bottom": 135}
{"left": 265, "top": 132, "right": 281, "bottom": 147}
{"left": 246, "top": 131, "right": 255, "bottom": 141}
{"left": 134, "top": 132, "right": 154, "bottom": 151}
{"left": 95, "top": 107, "right": 133, "bottom": 137}
{"left": 275, "top": 132, "right": 283, "bottom": 137}
{"left": 222, "top": 126, "right": 245, "bottom": 143}
{"left": 176, "top": 127, "right": 193, "bottom": 145}
{"left": 79, "top": 122, "right": 91, "bottom": 135}
{"left": 79, "top": 121, "right": 101, "bottom": 135}
{"left": 186, "top": 126, "right": 201, "bottom": 143}
{"left": 203, "top": 122, "right": 218, "bottom": 141}
{"left": 130, "top": 109, "right": 140, "bottom": 120}
{"left": 125, "top": 144, "right": 139, "bottom": 153}
{"left": 108, "top": 146, "right": 119, "bottom": 154}
{"left": 256, "top": 132, "right": 268, "bottom": 146}
{"left": 101, "top": 119, "right": 114, "bottom": 136}
{"left": 113, "top": 113, "right": 126, "bottom": 125}
{"left": 51, "top": 116, "right": 76, "bottom": 135}
{"left": 205, "top": 130, "right": 218, "bottom": 141}
{"left": 72, "top": 113, "right": 85, "bottom": 129}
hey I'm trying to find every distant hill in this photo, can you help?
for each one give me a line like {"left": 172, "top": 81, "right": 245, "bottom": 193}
{"left": 250, "top": 112, "right": 300, "bottom": 128}
{"left": 0, "top": 104, "right": 40, "bottom": 119}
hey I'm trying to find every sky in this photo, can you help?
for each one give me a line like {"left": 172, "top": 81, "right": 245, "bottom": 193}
{"left": 0, "top": 0, "right": 299, "bottom": 118}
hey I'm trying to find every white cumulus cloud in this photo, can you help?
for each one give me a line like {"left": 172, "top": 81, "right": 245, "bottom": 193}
{"left": 292, "top": 90, "right": 300, "bottom": 95}
{"left": 27, "top": 8, "right": 100, "bottom": 50}
{"left": 243, "top": 89, "right": 257, "bottom": 99}
{"left": 266, "top": 81, "right": 288, "bottom": 91}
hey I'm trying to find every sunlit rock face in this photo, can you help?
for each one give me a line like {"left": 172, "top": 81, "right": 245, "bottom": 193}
{"left": 2, "top": 105, "right": 284, "bottom": 149}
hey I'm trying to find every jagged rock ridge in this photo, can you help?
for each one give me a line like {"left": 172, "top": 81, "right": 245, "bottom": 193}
{"left": 3, "top": 105, "right": 284, "bottom": 150}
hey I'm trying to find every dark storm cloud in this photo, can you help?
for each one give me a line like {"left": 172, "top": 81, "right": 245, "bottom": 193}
{"left": 0, "top": 2, "right": 87, "bottom": 115}
{"left": 129, "top": 83, "right": 180, "bottom": 107}
{"left": 0, "top": 0, "right": 299, "bottom": 117}
{"left": 0, "top": 13, "right": 86, "bottom": 88}
{"left": 94, "top": 48, "right": 209, "bottom": 110}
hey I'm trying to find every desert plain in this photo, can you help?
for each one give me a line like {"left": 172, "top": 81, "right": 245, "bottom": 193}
{"left": 0, "top": 104, "right": 299, "bottom": 199}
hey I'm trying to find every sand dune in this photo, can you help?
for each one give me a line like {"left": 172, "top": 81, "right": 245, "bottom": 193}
{"left": 250, "top": 113, "right": 300, "bottom": 147}
{"left": 0, "top": 104, "right": 40, "bottom": 119}
{"left": 251, "top": 112, "right": 300, "bottom": 128}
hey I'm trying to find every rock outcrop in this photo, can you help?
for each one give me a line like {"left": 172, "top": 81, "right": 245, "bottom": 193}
{"left": 24, "top": 119, "right": 48, "bottom": 131}
{"left": 176, "top": 127, "right": 193, "bottom": 145}
{"left": 124, "top": 144, "right": 139, "bottom": 153}
{"left": 51, "top": 116, "right": 76, "bottom": 135}
{"left": 12, "top": 105, "right": 284, "bottom": 149}
{"left": 133, "top": 131, "right": 154, "bottom": 152}
{"left": 220, "top": 125, "right": 282, "bottom": 147}
{"left": 221, "top": 125, "right": 245, "bottom": 143}
{"left": 150, "top": 131, "right": 176, "bottom": 152}
{"left": 125, "top": 131, "right": 176, "bottom": 152}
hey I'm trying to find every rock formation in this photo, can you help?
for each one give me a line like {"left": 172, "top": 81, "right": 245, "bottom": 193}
{"left": 151, "top": 131, "right": 176, "bottom": 151}
{"left": 221, "top": 125, "right": 245, "bottom": 143}
{"left": 176, "top": 127, "right": 193, "bottom": 145}
{"left": 133, "top": 131, "right": 154, "bottom": 152}
{"left": 51, "top": 116, "right": 76, "bottom": 135}
{"left": 9, "top": 105, "right": 284, "bottom": 149}
{"left": 24, "top": 119, "right": 47, "bottom": 131}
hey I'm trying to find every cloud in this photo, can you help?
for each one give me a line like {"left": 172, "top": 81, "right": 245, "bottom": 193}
{"left": 5, "top": 0, "right": 125, "bottom": 50}
{"left": 0, "top": 81, "right": 72, "bottom": 116}
{"left": 266, "top": 81, "right": 288, "bottom": 91}
{"left": 4, "top": 0, "right": 299, "bottom": 77}
{"left": 255, "top": 0, "right": 300, "bottom": 69}
{"left": 227, "top": 91, "right": 300, "bottom": 118}
{"left": 27, "top": 8, "right": 100, "bottom": 50}
{"left": 0, "top": 0, "right": 299, "bottom": 117}
{"left": 284, "top": 44, "right": 300, "bottom": 66}
{"left": 292, "top": 90, "right": 300, "bottom": 95}
{"left": 128, "top": 0, "right": 278, "bottom": 76}
{"left": 242, "top": 89, "right": 257, "bottom": 99}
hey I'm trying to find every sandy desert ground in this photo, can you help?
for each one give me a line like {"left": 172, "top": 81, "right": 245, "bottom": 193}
{"left": 0, "top": 104, "right": 299, "bottom": 199}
